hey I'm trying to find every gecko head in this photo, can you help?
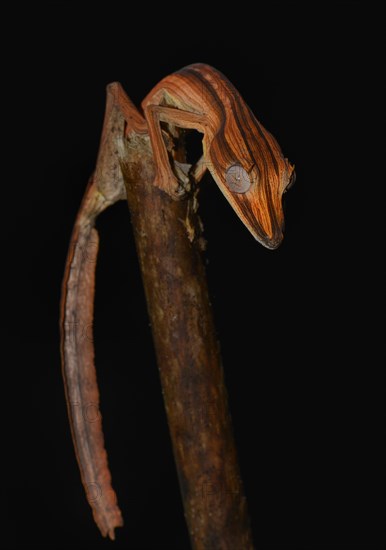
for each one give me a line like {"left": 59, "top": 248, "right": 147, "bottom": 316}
{"left": 207, "top": 128, "right": 295, "bottom": 250}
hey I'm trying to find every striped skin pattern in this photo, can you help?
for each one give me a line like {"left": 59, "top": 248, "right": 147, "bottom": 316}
{"left": 60, "top": 67, "right": 294, "bottom": 543}
{"left": 142, "top": 63, "right": 295, "bottom": 249}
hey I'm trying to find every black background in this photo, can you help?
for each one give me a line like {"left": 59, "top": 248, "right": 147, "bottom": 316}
{"left": 4, "top": 2, "right": 384, "bottom": 549}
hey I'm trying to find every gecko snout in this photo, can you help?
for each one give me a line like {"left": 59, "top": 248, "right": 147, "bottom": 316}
{"left": 260, "top": 232, "right": 284, "bottom": 250}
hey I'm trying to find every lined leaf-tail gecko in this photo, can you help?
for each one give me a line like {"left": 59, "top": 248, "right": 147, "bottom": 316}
{"left": 142, "top": 63, "right": 295, "bottom": 249}
{"left": 60, "top": 65, "right": 295, "bottom": 541}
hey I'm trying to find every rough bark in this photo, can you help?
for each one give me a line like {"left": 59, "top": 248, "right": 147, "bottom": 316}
{"left": 121, "top": 132, "right": 254, "bottom": 549}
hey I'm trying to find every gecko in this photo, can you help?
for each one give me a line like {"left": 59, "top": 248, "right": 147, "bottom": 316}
{"left": 142, "top": 63, "right": 295, "bottom": 249}
{"left": 60, "top": 65, "right": 295, "bottom": 541}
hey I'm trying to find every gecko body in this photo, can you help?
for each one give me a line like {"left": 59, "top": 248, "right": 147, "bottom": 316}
{"left": 142, "top": 63, "right": 295, "bottom": 249}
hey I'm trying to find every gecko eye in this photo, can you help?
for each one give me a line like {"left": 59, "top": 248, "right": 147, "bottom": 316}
{"left": 225, "top": 164, "right": 252, "bottom": 193}
{"left": 283, "top": 161, "right": 296, "bottom": 193}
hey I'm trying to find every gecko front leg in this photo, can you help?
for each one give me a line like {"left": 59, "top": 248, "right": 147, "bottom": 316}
{"left": 143, "top": 104, "right": 208, "bottom": 199}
